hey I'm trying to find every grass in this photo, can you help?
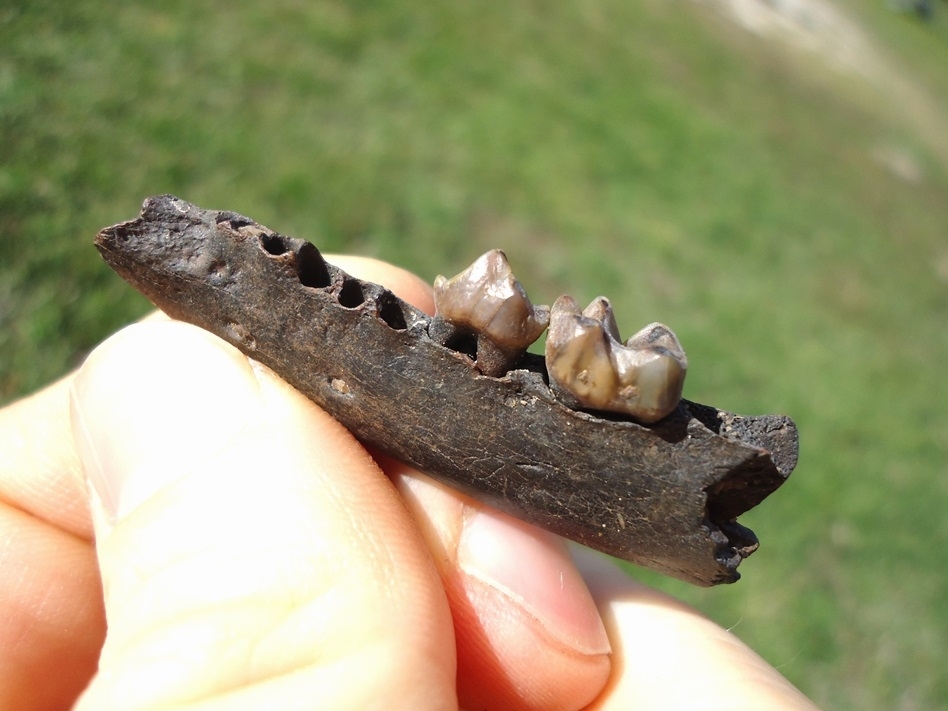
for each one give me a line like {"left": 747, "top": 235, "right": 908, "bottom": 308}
{"left": 2, "top": 1, "right": 947, "bottom": 707}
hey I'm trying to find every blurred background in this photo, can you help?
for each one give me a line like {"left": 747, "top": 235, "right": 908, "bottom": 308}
{"left": 2, "top": 1, "right": 946, "bottom": 707}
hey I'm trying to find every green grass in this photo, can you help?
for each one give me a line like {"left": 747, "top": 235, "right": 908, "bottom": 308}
{"left": 3, "top": 1, "right": 947, "bottom": 708}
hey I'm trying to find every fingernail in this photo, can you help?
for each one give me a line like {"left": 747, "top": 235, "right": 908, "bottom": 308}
{"left": 70, "top": 322, "right": 261, "bottom": 527}
{"left": 457, "top": 511, "right": 612, "bottom": 656}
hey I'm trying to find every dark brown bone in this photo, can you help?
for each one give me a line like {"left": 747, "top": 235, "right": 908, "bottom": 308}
{"left": 95, "top": 195, "right": 798, "bottom": 586}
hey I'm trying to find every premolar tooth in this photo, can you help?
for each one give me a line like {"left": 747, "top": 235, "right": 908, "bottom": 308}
{"left": 545, "top": 298, "right": 687, "bottom": 423}
{"left": 432, "top": 250, "right": 549, "bottom": 376}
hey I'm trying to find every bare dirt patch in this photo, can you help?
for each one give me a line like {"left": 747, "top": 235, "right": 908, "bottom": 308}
{"left": 712, "top": 0, "right": 883, "bottom": 77}
{"left": 703, "top": 0, "right": 948, "bottom": 168}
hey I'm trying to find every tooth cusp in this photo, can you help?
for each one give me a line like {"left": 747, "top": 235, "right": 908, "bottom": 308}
{"left": 545, "top": 297, "right": 687, "bottom": 423}
{"left": 433, "top": 250, "right": 549, "bottom": 376}
{"left": 582, "top": 296, "right": 621, "bottom": 341}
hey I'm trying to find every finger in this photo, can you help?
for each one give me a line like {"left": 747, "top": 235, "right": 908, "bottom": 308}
{"left": 0, "top": 377, "right": 106, "bottom": 711}
{"left": 574, "top": 549, "right": 819, "bottom": 710}
{"left": 0, "top": 310, "right": 169, "bottom": 540}
{"left": 0, "top": 374, "right": 92, "bottom": 539}
{"left": 0, "top": 500, "right": 105, "bottom": 711}
{"left": 0, "top": 255, "right": 436, "bottom": 711}
{"left": 70, "top": 321, "right": 457, "bottom": 711}
{"left": 336, "top": 257, "right": 612, "bottom": 710}
{"left": 390, "top": 462, "right": 612, "bottom": 711}
{"left": 0, "top": 255, "right": 429, "bottom": 539}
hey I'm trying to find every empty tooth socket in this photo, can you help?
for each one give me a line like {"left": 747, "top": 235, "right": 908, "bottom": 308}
{"left": 338, "top": 278, "right": 365, "bottom": 308}
{"left": 376, "top": 292, "right": 409, "bottom": 330}
{"left": 257, "top": 233, "right": 333, "bottom": 291}
{"left": 216, "top": 211, "right": 255, "bottom": 230}
{"left": 428, "top": 317, "right": 478, "bottom": 360}
{"left": 259, "top": 232, "right": 292, "bottom": 256}
{"left": 296, "top": 242, "right": 331, "bottom": 288}
{"left": 254, "top": 231, "right": 414, "bottom": 330}
{"left": 108, "top": 224, "right": 141, "bottom": 245}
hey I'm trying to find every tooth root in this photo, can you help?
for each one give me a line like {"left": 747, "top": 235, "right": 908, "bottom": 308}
{"left": 474, "top": 336, "right": 520, "bottom": 378}
{"left": 433, "top": 250, "right": 549, "bottom": 376}
{"left": 546, "top": 296, "right": 687, "bottom": 423}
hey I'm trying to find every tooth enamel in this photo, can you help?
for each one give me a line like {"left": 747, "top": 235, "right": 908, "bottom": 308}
{"left": 545, "top": 295, "right": 618, "bottom": 409}
{"left": 581, "top": 296, "right": 621, "bottom": 341}
{"left": 625, "top": 321, "right": 687, "bottom": 355}
{"left": 433, "top": 250, "right": 549, "bottom": 376}
{"left": 546, "top": 298, "right": 687, "bottom": 423}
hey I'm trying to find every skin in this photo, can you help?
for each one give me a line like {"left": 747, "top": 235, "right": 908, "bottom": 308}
{"left": 0, "top": 256, "right": 820, "bottom": 711}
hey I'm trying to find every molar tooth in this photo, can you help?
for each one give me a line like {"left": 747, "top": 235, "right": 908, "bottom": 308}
{"left": 610, "top": 338, "right": 687, "bottom": 424}
{"left": 616, "top": 322, "right": 688, "bottom": 421}
{"left": 433, "top": 250, "right": 549, "bottom": 376}
{"left": 545, "top": 295, "right": 619, "bottom": 410}
{"left": 546, "top": 298, "right": 687, "bottom": 423}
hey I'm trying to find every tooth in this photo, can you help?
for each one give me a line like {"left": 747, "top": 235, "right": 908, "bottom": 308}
{"left": 611, "top": 322, "right": 688, "bottom": 423}
{"left": 546, "top": 298, "right": 687, "bottom": 423}
{"left": 433, "top": 250, "right": 549, "bottom": 376}
{"left": 545, "top": 295, "right": 619, "bottom": 410}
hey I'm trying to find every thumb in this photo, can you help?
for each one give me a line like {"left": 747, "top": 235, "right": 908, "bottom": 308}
{"left": 70, "top": 321, "right": 456, "bottom": 711}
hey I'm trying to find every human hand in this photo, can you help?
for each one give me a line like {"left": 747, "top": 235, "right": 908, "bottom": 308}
{"left": 0, "top": 256, "right": 818, "bottom": 711}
